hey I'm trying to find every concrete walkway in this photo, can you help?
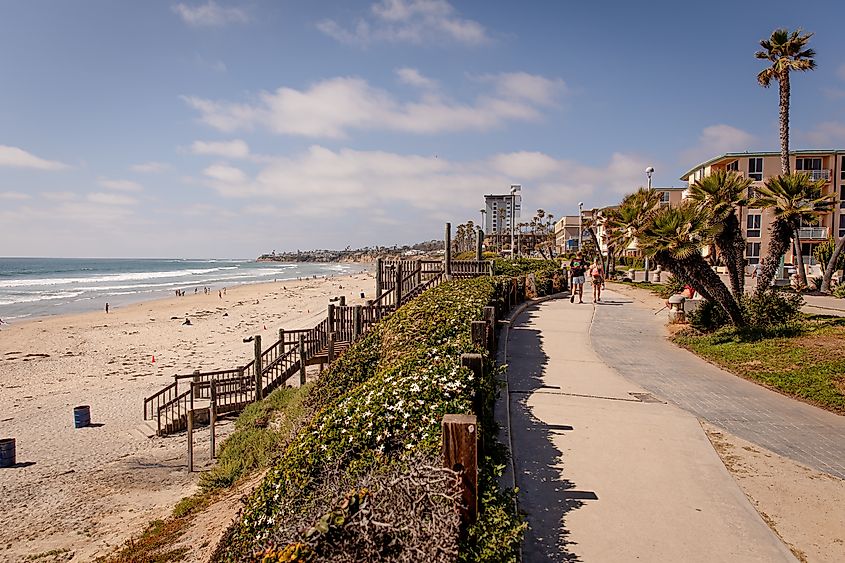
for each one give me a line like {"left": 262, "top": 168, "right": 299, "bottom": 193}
{"left": 503, "top": 294, "right": 798, "bottom": 562}
{"left": 592, "top": 287, "right": 845, "bottom": 479}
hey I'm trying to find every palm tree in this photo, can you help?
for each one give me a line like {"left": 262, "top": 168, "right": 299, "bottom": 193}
{"left": 821, "top": 236, "right": 845, "bottom": 293}
{"left": 752, "top": 173, "right": 833, "bottom": 293}
{"left": 605, "top": 188, "right": 662, "bottom": 265}
{"left": 638, "top": 202, "right": 746, "bottom": 327}
{"left": 756, "top": 28, "right": 816, "bottom": 174}
{"left": 686, "top": 169, "right": 751, "bottom": 296}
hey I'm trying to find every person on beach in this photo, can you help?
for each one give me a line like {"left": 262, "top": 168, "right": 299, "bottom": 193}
{"left": 589, "top": 260, "right": 605, "bottom": 303}
{"left": 105, "top": 302, "right": 109, "bottom": 314}
{"left": 569, "top": 252, "right": 587, "bottom": 304}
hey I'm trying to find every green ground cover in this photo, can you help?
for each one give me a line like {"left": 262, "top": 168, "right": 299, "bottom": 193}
{"left": 674, "top": 318, "right": 845, "bottom": 414}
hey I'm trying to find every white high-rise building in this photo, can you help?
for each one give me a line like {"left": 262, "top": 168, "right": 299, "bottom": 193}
{"left": 484, "top": 193, "right": 521, "bottom": 236}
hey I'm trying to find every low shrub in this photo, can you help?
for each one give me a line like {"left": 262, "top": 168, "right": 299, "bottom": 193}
{"left": 689, "top": 291, "right": 804, "bottom": 332}
{"left": 833, "top": 283, "right": 845, "bottom": 299}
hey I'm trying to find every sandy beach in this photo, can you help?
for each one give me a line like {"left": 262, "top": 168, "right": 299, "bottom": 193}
{"left": 0, "top": 271, "right": 373, "bottom": 562}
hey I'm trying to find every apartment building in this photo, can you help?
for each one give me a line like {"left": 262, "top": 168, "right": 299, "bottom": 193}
{"left": 483, "top": 193, "right": 521, "bottom": 236}
{"left": 680, "top": 150, "right": 845, "bottom": 267}
{"left": 553, "top": 215, "right": 582, "bottom": 254}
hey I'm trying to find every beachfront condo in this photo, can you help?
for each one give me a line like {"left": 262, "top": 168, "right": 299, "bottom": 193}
{"left": 680, "top": 150, "right": 845, "bottom": 270}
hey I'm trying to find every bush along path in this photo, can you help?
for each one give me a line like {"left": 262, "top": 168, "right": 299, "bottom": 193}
{"left": 209, "top": 268, "right": 561, "bottom": 563}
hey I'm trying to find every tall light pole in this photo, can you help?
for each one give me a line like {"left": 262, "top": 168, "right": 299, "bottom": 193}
{"left": 644, "top": 166, "right": 654, "bottom": 282}
{"left": 479, "top": 209, "right": 486, "bottom": 234}
{"left": 510, "top": 184, "right": 521, "bottom": 260}
{"left": 578, "top": 201, "right": 584, "bottom": 251}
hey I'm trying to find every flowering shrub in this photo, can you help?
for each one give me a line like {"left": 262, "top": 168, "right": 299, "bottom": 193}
{"left": 212, "top": 277, "right": 527, "bottom": 562}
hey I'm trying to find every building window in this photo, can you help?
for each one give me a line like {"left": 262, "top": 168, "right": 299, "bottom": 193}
{"left": 841, "top": 156, "right": 845, "bottom": 181}
{"left": 746, "top": 214, "right": 761, "bottom": 238}
{"left": 659, "top": 191, "right": 670, "bottom": 204}
{"left": 746, "top": 242, "right": 761, "bottom": 264}
{"left": 726, "top": 160, "right": 739, "bottom": 171}
{"left": 748, "top": 157, "right": 763, "bottom": 181}
{"left": 840, "top": 214, "right": 845, "bottom": 238}
{"left": 796, "top": 157, "right": 822, "bottom": 171}
{"left": 801, "top": 243, "right": 818, "bottom": 266}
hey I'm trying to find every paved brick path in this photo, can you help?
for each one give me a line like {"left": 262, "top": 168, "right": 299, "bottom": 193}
{"left": 590, "top": 288, "right": 845, "bottom": 480}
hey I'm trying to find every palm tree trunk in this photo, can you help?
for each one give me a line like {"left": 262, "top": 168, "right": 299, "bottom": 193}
{"left": 793, "top": 230, "right": 808, "bottom": 288}
{"left": 715, "top": 212, "right": 744, "bottom": 297}
{"left": 756, "top": 219, "right": 792, "bottom": 295}
{"left": 779, "top": 72, "right": 791, "bottom": 174}
{"left": 682, "top": 254, "right": 746, "bottom": 327}
{"left": 821, "top": 235, "right": 845, "bottom": 293}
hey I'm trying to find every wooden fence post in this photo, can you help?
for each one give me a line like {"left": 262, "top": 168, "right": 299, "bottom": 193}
{"left": 298, "top": 333, "right": 306, "bottom": 386}
{"left": 327, "top": 304, "right": 335, "bottom": 335}
{"left": 483, "top": 306, "right": 497, "bottom": 354}
{"left": 210, "top": 381, "right": 217, "bottom": 460}
{"left": 442, "top": 414, "right": 478, "bottom": 526}
{"left": 394, "top": 262, "right": 403, "bottom": 306}
{"left": 339, "top": 296, "right": 346, "bottom": 307}
{"left": 187, "top": 382, "right": 195, "bottom": 472}
{"left": 471, "top": 321, "right": 487, "bottom": 350}
{"left": 461, "top": 353, "right": 485, "bottom": 419}
{"left": 353, "top": 305, "right": 362, "bottom": 341}
{"left": 445, "top": 223, "right": 452, "bottom": 278}
{"left": 253, "top": 334, "right": 263, "bottom": 402}
{"left": 328, "top": 332, "right": 336, "bottom": 363}
{"left": 375, "top": 257, "right": 383, "bottom": 297}
{"left": 279, "top": 328, "right": 285, "bottom": 346}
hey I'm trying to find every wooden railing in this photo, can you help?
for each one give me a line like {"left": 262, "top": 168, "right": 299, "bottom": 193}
{"left": 143, "top": 257, "right": 492, "bottom": 436}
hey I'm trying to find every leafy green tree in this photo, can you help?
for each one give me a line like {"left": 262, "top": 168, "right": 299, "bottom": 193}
{"left": 752, "top": 173, "right": 833, "bottom": 292}
{"left": 638, "top": 201, "right": 745, "bottom": 327}
{"left": 756, "top": 28, "right": 816, "bottom": 174}
{"left": 686, "top": 169, "right": 751, "bottom": 296}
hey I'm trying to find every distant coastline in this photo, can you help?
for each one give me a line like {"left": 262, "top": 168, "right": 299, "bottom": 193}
{"left": 256, "top": 240, "right": 445, "bottom": 264}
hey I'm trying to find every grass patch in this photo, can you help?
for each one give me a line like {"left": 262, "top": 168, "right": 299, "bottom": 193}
{"left": 614, "top": 280, "right": 672, "bottom": 298}
{"left": 674, "top": 317, "right": 845, "bottom": 413}
{"left": 199, "top": 384, "right": 312, "bottom": 491}
{"left": 99, "top": 519, "right": 189, "bottom": 563}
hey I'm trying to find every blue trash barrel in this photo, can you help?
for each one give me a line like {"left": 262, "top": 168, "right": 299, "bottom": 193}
{"left": 73, "top": 405, "right": 91, "bottom": 428}
{"left": 0, "top": 438, "right": 15, "bottom": 468}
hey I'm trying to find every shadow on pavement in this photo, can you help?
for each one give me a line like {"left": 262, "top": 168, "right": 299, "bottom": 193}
{"left": 508, "top": 308, "right": 586, "bottom": 562}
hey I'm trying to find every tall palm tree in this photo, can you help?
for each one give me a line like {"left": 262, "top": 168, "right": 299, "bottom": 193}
{"left": 638, "top": 202, "right": 745, "bottom": 327}
{"left": 756, "top": 28, "right": 816, "bottom": 174}
{"left": 686, "top": 169, "right": 751, "bottom": 296}
{"left": 605, "top": 188, "right": 662, "bottom": 264}
{"left": 752, "top": 173, "right": 833, "bottom": 293}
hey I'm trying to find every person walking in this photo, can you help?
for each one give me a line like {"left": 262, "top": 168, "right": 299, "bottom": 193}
{"left": 569, "top": 251, "right": 587, "bottom": 303}
{"left": 590, "top": 260, "right": 605, "bottom": 303}
{"left": 105, "top": 302, "right": 109, "bottom": 314}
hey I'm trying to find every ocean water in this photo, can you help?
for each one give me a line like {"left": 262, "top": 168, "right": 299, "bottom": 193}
{"left": 0, "top": 258, "right": 360, "bottom": 321}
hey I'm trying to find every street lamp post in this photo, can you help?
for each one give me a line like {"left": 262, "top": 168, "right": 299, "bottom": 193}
{"left": 479, "top": 209, "right": 486, "bottom": 235}
{"left": 578, "top": 202, "right": 584, "bottom": 251}
{"left": 510, "top": 184, "right": 521, "bottom": 260}
{"left": 644, "top": 166, "right": 654, "bottom": 282}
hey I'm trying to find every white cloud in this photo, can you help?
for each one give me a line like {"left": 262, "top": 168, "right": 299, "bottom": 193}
{"left": 396, "top": 67, "right": 438, "bottom": 90}
{"left": 196, "top": 145, "right": 648, "bottom": 221}
{"left": 203, "top": 163, "right": 249, "bottom": 185}
{"left": 130, "top": 161, "right": 170, "bottom": 173}
{"left": 0, "top": 191, "right": 31, "bottom": 201}
{"left": 183, "top": 72, "right": 564, "bottom": 138}
{"left": 0, "top": 145, "right": 69, "bottom": 170}
{"left": 680, "top": 124, "right": 757, "bottom": 165}
{"left": 98, "top": 177, "right": 144, "bottom": 192}
{"left": 805, "top": 121, "right": 845, "bottom": 146}
{"left": 317, "top": 0, "right": 488, "bottom": 46}
{"left": 191, "top": 139, "right": 250, "bottom": 159}
{"left": 87, "top": 192, "right": 138, "bottom": 206}
{"left": 172, "top": 1, "right": 248, "bottom": 27}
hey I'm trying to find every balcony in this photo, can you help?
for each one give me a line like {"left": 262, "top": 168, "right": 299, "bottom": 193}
{"left": 797, "top": 227, "right": 829, "bottom": 239}
{"left": 801, "top": 169, "right": 832, "bottom": 182}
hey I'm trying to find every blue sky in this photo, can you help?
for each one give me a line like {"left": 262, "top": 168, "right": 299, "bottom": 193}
{"left": 2, "top": 0, "right": 845, "bottom": 258}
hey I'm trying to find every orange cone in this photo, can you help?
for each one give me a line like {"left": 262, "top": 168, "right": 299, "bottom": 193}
{"left": 263, "top": 324, "right": 267, "bottom": 330}
{"left": 152, "top": 355, "right": 156, "bottom": 363}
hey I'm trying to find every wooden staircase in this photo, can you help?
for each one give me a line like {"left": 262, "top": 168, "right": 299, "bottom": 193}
{"left": 142, "top": 259, "right": 492, "bottom": 436}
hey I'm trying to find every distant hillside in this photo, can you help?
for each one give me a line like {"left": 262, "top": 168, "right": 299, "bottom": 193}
{"left": 257, "top": 241, "right": 445, "bottom": 263}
